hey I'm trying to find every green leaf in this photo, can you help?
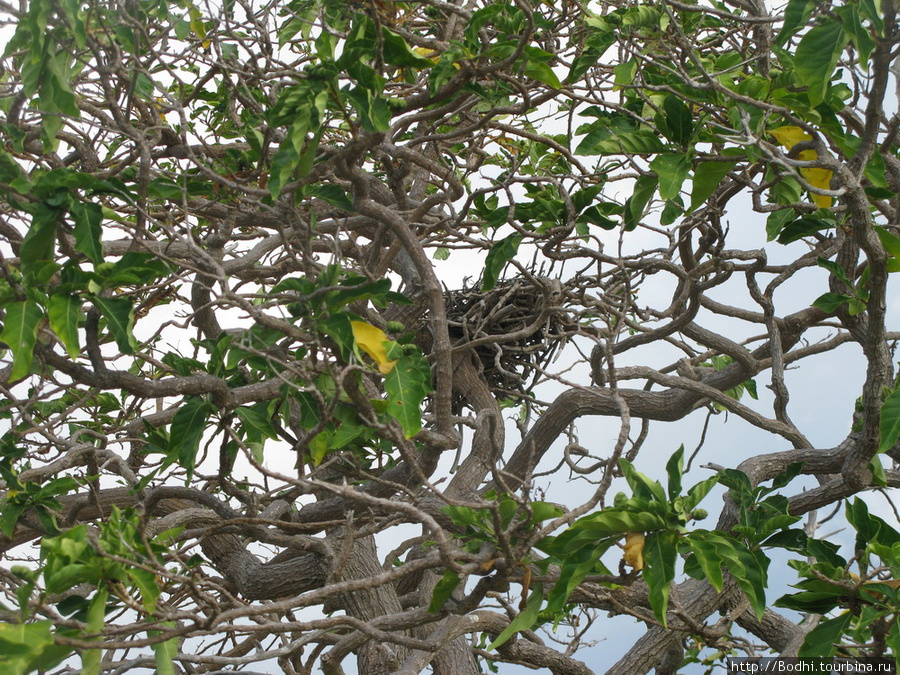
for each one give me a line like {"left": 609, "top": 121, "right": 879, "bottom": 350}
{"left": 268, "top": 117, "right": 311, "bottom": 198}
{"left": 576, "top": 127, "right": 666, "bottom": 156}
{"left": 384, "top": 352, "right": 432, "bottom": 438}
{"left": 846, "top": 497, "right": 900, "bottom": 548}
{"left": 689, "top": 160, "right": 737, "bottom": 212}
{"left": 428, "top": 570, "right": 461, "bottom": 612}
{"left": 70, "top": 201, "right": 104, "bottom": 263}
{"left": 682, "top": 475, "right": 720, "bottom": 512}
{"left": 839, "top": 5, "right": 874, "bottom": 71}
{"left": 775, "top": 590, "right": 845, "bottom": 614}
{"left": 650, "top": 154, "right": 690, "bottom": 201}
{"left": 81, "top": 586, "right": 108, "bottom": 675}
{"left": 150, "top": 623, "right": 178, "bottom": 675}
{"left": 169, "top": 397, "right": 214, "bottom": 475}
{"left": 812, "top": 292, "right": 852, "bottom": 312}
{"left": 686, "top": 533, "right": 724, "bottom": 591}
{"left": 47, "top": 293, "right": 81, "bottom": 358}
{"left": 660, "top": 95, "right": 693, "bottom": 146}
{"left": 544, "top": 508, "right": 669, "bottom": 554}
{"left": 380, "top": 27, "right": 433, "bottom": 69}
{"left": 308, "top": 184, "right": 353, "bottom": 212}
{"left": 776, "top": 217, "right": 833, "bottom": 244}
{"left": 794, "top": 18, "right": 849, "bottom": 107}
{"left": 776, "top": 0, "right": 814, "bottom": 46}
{"left": 0, "top": 620, "right": 69, "bottom": 675}
{"left": 0, "top": 300, "right": 44, "bottom": 381}
{"left": 612, "top": 59, "right": 637, "bottom": 88}
{"left": 735, "top": 548, "right": 768, "bottom": 618}
{"left": 487, "top": 582, "right": 544, "bottom": 650}
{"left": 524, "top": 61, "right": 562, "bottom": 89}
{"left": 91, "top": 296, "right": 137, "bottom": 354}
{"left": 817, "top": 256, "right": 854, "bottom": 287}
{"left": 798, "top": 612, "right": 852, "bottom": 657}
{"left": 127, "top": 567, "right": 161, "bottom": 613}
{"left": 545, "top": 543, "right": 613, "bottom": 613}
{"left": 482, "top": 234, "right": 522, "bottom": 290}
{"left": 620, "top": 458, "right": 667, "bottom": 503}
{"left": 665, "top": 446, "right": 684, "bottom": 502}
{"left": 530, "top": 501, "right": 565, "bottom": 524}
{"left": 235, "top": 404, "right": 278, "bottom": 441}
{"left": 19, "top": 204, "right": 60, "bottom": 284}
{"left": 643, "top": 530, "right": 678, "bottom": 626}
{"left": 624, "top": 175, "right": 658, "bottom": 231}
{"left": 1, "top": 501, "right": 28, "bottom": 539}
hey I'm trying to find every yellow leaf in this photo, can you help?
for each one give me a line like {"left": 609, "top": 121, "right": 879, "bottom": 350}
{"left": 188, "top": 7, "right": 208, "bottom": 45}
{"left": 769, "top": 126, "right": 834, "bottom": 208}
{"left": 623, "top": 531, "right": 645, "bottom": 571}
{"left": 769, "top": 125, "right": 811, "bottom": 148}
{"left": 350, "top": 321, "right": 397, "bottom": 374}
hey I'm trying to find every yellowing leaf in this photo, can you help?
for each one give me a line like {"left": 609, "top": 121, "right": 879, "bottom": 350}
{"left": 188, "top": 7, "right": 210, "bottom": 49}
{"left": 623, "top": 531, "right": 645, "bottom": 571}
{"left": 350, "top": 320, "right": 396, "bottom": 374}
{"left": 413, "top": 47, "right": 439, "bottom": 62}
{"left": 769, "top": 126, "right": 834, "bottom": 208}
{"left": 769, "top": 125, "right": 811, "bottom": 148}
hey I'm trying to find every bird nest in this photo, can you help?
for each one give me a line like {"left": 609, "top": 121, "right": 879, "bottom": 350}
{"left": 444, "top": 279, "right": 576, "bottom": 399}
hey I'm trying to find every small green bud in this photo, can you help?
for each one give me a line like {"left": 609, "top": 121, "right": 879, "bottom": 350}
{"left": 386, "top": 321, "right": 405, "bottom": 333}
{"left": 691, "top": 508, "right": 708, "bottom": 521}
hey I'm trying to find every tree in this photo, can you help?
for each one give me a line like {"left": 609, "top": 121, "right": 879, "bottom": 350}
{"left": 0, "top": 0, "right": 898, "bottom": 672}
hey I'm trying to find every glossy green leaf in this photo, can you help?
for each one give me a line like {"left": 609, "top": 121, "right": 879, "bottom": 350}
{"left": 0, "top": 620, "right": 67, "bottom": 675}
{"left": 776, "top": 0, "right": 814, "bottom": 46}
{"left": 624, "top": 175, "right": 658, "bottom": 231}
{"left": 839, "top": 5, "right": 874, "bottom": 70}
{"left": 385, "top": 352, "right": 432, "bottom": 438}
{"left": 70, "top": 201, "right": 104, "bottom": 263}
{"left": 19, "top": 204, "right": 60, "bottom": 284}
{"left": 524, "top": 60, "right": 562, "bottom": 89}
{"left": 47, "top": 293, "right": 81, "bottom": 358}
{"left": 683, "top": 475, "right": 720, "bottom": 512}
{"left": 776, "top": 217, "right": 833, "bottom": 244}
{"left": 660, "top": 95, "right": 693, "bottom": 146}
{"left": 798, "top": 612, "right": 852, "bottom": 657}
{"left": 686, "top": 533, "right": 724, "bottom": 591}
{"left": 878, "top": 387, "right": 900, "bottom": 452}
{"left": 620, "top": 459, "right": 667, "bottom": 503}
{"left": 665, "top": 446, "right": 684, "bottom": 502}
{"left": 483, "top": 234, "right": 522, "bottom": 290}
{"left": 650, "top": 154, "right": 690, "bottom": 201}
{"left": 81, "top": 586, "right": 108, "bottom": 675}
{"left": 381, "top": 27, "right": 433, "bottom": 69}
{"left": 91, "top": 296, "right": 137, "bottom": 354}
{"left": 736, "top": 548, "right": 769, "bottom": 618}
{"left": 689, "top": 160, "right": 737, "bottom": 212}
{"left": 268, "top": 117, "right": 311, "bottom": 198}
{"left": 487, "top": 582, "right": 544, "bottom": 650}
{"left": 428, "top": 570, "right": 461, "bottom": 612}
{"left": 0, "top": 300, "right": 44, "bottom": 381}
{"left": 846, "top": 498, "right": 900, "bottom": 549}
{"left": 169, "top": 396, "right": 214, "bottom": 475}
{"left": 812, "top": 292, "right": 852, "bottom": 312}
{"left": 530, "top": 501, "right": 565, "bottom": 524}
{"left": 235, "top": 404, "right": 279, "bottom": 441}
{"left": 128, "top": 567, "right": 161, "bottom": 613}
{"left": 794, "top": 18, "right": 848, "bottom": 107}
{"left": 576, "top": 127, "right": 666, "bottom": 156}
{"left": 643, "top": 530, "right": 678, "bottom": 626}
{"left": 151, "top": 632, "right": 178, "bottom": 675}
{"left": 549, "top": 508, "right": 669, "bottom": 552}
{"left": 545, "top": 542, "right": 612, "bottom": 613}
